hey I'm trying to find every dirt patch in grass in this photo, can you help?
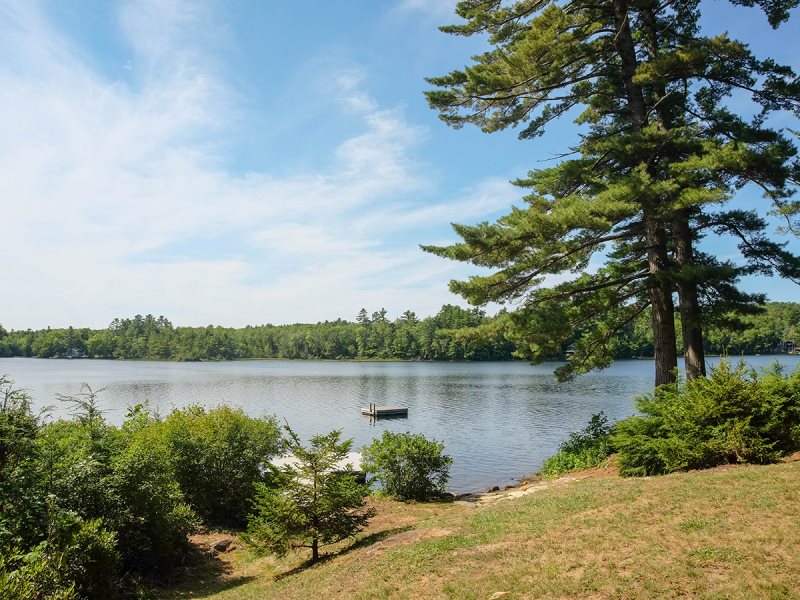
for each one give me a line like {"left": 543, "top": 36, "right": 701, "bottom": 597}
{"left": 781, "top": 449, "right": 800, "bottom": 462}
{"left": 365, "top": 528, "right": 453, "bottom": 554}
{"left": 188, "top": 530, "right": 241, "bottom": 555}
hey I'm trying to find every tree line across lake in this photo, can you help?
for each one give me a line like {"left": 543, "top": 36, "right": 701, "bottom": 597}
{"left": 1, "top": 302, "right": 798, "bottom": 362}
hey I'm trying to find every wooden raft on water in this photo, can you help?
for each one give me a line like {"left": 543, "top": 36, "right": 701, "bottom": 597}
{"left": 361, "top": 403, "right": 408, "bottom": 418}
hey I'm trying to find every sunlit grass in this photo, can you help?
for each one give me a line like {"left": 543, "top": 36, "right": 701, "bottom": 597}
{"left": 158, "top": 462, "right": 800, "bottom": 600}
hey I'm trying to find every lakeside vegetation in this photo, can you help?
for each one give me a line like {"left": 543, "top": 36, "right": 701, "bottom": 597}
{"left": 0, "top": 378, "right": 285, "bottom": 598}
{"left": 0, "top": 377, "right": 451, "bottom": 598}
{"left": 1, "top": 302, "right": 798, "bottom": 363}
{"left": 2, "top": 359, "right": 798, "bottom": 597}
{"left": 540, "top": 361, "right": 800, "bottom": 479}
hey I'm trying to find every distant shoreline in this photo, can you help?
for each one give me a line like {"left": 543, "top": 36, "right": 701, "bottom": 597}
{"left": 7, "top": 352, "right": 800, "bottom": 363}
{"left": 3, "top": 355, "right": 522, "bottom": 363}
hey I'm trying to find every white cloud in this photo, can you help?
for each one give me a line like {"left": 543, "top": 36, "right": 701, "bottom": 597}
{"left": 0, "top": 0, "right": 514, "bottom": 330}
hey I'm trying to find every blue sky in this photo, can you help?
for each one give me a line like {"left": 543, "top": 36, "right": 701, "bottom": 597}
{"left": 1, "top": 0, "right": 798, "bottom": 330}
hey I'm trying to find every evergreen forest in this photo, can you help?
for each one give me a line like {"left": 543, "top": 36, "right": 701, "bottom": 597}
{"left": 1, "top": 302, "right": 798, "bottom": 363}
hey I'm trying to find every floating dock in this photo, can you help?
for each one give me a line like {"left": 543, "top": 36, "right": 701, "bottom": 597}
{"left": 361, "top": 403, "right": 408, "bottom": 418}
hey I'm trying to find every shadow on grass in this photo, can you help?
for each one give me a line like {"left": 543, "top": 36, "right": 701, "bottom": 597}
{"left": 154, "top": 543, "right": 255, "bottom": 599}
{"left": 426, "top": 494, "right": 458, "bottom": 504}
{"left": 273, "top": 526, "right": 412, "bottom": 581}
{"left": 342, "top": 525, "right": 413, "bottom": 554}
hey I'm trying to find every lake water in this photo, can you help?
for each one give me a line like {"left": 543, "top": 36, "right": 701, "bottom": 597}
{"left": 2, "top": 355, "right": 798, "bottom": 493}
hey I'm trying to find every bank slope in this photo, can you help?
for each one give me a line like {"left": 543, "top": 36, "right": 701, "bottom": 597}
{"left": 163, "top": 461, "right": 800, "bottom": 600}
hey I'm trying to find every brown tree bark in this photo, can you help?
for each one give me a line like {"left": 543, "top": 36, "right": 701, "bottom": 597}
{"left": 673, "top": 211, "right": 707, "bottom": 379}
{"left": 612, "top": 0, "right": 678, "bottom": 386}
{"left": 647, "top": 209, "right": 680, "bottom": 386}
{"left": 641, "top": 4, "right": 707, "bottom": 380}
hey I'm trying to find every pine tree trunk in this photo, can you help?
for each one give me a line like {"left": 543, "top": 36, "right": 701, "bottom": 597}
{"left": 312, "top": 537, "right": 319, "bottom": 562}
{"left": 640, "top": 5, "right": 706, "bottom": 381}
{"left": 673, "top": 212, "right": 706, "bottom": 379}
{"left": 613, "top": 0, "right": 678, "bottom": 386}
{"left": 646, "top": 211, "right": 679, "bottom": 386}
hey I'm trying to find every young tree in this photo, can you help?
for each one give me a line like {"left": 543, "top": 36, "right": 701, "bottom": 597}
{"left": 55, "top": 384, "right": 105, "bottom": 431}
{"left": 245, "top": 427, "right": 374, "bottom": 562}
{"left": 424, "top": 0, "right": 800, "bottom": 385}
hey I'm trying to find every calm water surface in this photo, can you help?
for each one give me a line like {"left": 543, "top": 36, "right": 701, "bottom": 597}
{"left": 2, "top": 356, "right": 798, "bottom": 492}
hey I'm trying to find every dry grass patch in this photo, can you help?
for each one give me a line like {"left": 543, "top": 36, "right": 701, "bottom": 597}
{"left": 157, "top": 462, "right": 800, "bottom": 600}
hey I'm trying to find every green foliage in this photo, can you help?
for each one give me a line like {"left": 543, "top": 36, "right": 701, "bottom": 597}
{"left": 424, "top": 0, "right": 800, "bottom": 384}
{"left": 0, "top": 545, "right": 77, "bottom": 600}
{"left": 0, "top": 502, "right": 118, "bottom": 600}
{"left": 614, "top": 361, "right": 800, "bottom": 476}
{"left": 108, "top": 425, "right": 197, "bottom": 574}
{"left": 156, "top": 405, "right": 282, "bottom": 526}
{"left": 361, "top": 431, "right": 453, "bottom": 501}
{"left": 55, "top": 383, "right": 106, "bottom": 430}
{"left": 0, "top": 377, "right": 46, "bottom": 550}
{"left": 0, "top": 377, "right": 202, "bottom": 596}
{"left": 36, "top": 420, "right": 117, "bottom": 536}
{"left": 4, "top": 302, "right": 800, "bottom": 366}
{"left": 704, "top": 302, "right": 800, "bottom": 355}
{"left": 36, "top": 410, "right": 197, "bottom": 577}
{"left": 540, "top": 413, "right": 614, "bottom": 479}
{"left": 1, "top": 306, "right": 515, "bottom": 362}
{"left": 245, "top": 427, "right": 374, "bottom": 562}
{"left": 44, "top": 509, "right": 119, "bottom": 600}
{"left": 0, "top": 377, "right": 40, "bottom": 477}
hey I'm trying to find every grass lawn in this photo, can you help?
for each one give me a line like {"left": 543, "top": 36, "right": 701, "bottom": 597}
{"left": 158, "top": 460, "right": 800, "bottom": 599}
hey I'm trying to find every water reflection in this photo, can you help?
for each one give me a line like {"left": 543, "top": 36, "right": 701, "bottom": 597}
{"left": 2, "top": 356, "right": 798, "bottom": 492}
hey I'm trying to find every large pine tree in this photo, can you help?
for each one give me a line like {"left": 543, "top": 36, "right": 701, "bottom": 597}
{"left": 424, "top": 0, "right": 800, "bottom": 385}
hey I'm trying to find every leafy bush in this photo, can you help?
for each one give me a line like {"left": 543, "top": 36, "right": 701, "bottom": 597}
{"left": 0, "top": 377, "right": 47, "bottom": 550}
{"left": 614, "top": 361, "right": 800, "bottom": 476}
{"left": 540, "top": 412, "right": 614, "bottom": 479}
{"left": 109, "top": 425, "right": 198, "bottom": 575}
{"left": 361, "top": 431, "right": 452, "bottom": 501}
{"left": 36, "top": 408, "right": 197, "bottom": 578}
{"left": 0, "top": 544, "right": 77, "bottom": 600}
{"left": 245, "top": 427, "right": 373, "bottom": 562}
{"left": 156, "top": 405, "right": 282, "bottom": 526}
{"left": 0, "top": 508, "right": 118, "bottom": 600}
{"left": 46, "top": 511, "right": 119, "bottom": 600}
{"left": 36, "top": 420, "right": 118, "bottom": 530}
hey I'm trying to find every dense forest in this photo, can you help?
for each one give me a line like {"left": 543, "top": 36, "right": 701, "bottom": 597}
{"left": 0, "top": 303, "right": 798, "bottom": 362}
{"left": 0, "top": 306, "right": 515, "bottom": 361}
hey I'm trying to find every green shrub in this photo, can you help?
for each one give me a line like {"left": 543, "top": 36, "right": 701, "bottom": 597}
{"left": 45, "top": 510, "right": 119, "bottom": 600}
{"left": 0, "top": 544, "right": 77, "bottom": 600}
{"left": 37, "top": 411, "right": 197, "bottom": 578}
{"left": 0, "top": 510, "right": 117, "bottom": 600}
{"left": 0, "top": 378, "right": 47, "bottom": 550}
{"left": 613, "top": 361, "right": 800, "bottom": 476}
{"left": 109, "top": 425, "right": 198, "bottom": 575}
{"left": 0, "top": 379, "right": 210, "bottom": 592}
{"left": 36, "top": 420, "right": 118, "bottom": 528}
{"left": 361, "top": 431, "right": 452, "bottom": 501}
{"left": 156, "top": 405, "right": 282, "bottom": 526}
{"left": 540, "top": 412, "right": 614, "bottom": 479}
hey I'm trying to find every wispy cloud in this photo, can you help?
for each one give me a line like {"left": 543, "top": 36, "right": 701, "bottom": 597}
{"left": 394, "top": 0, "right": 458, "bottom": 18}
{"left": 1, "top": 0, "right": 516, "bottom": 329}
